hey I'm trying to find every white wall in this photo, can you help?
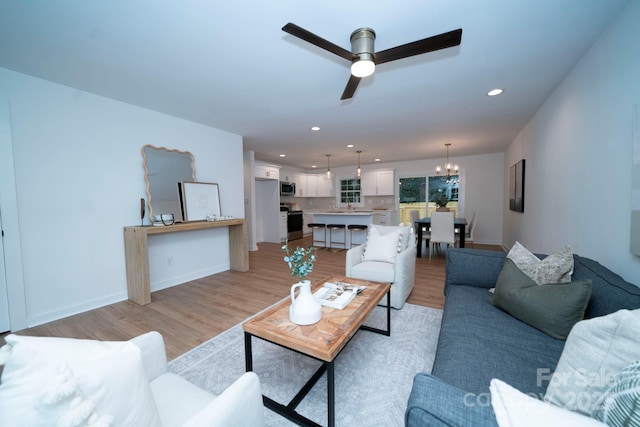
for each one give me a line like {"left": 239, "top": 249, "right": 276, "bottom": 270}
{"left": 327, "top": 152, "right": 505, "bottom": 245}
{"left": 0, "top": 68, "right": 244, "bottom": 329}
{"left": 503, "top": 0, "right": 640, "bottom": 284}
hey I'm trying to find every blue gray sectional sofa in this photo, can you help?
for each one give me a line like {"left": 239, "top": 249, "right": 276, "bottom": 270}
{"left": 405, "top": 248, "right": 640, "bottom": 426}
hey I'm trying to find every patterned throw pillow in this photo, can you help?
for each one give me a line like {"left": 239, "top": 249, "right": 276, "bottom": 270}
{"left": 507, "top": 241, "right": 573, "bottom": 284}
{"left": 593, "top": 360, "right": 640, "bottom": 426}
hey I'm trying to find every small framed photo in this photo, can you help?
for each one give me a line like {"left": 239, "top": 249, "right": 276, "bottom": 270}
{"left": 179, "top": 182, "right": 221, "bottom": 221}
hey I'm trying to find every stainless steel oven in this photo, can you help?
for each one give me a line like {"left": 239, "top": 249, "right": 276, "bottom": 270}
{"left": 280, "top": 204, "right": 303, "bottom": 240}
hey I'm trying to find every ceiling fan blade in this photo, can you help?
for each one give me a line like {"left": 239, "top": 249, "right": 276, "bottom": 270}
{"left": 341, "top": 75, "right": 361, "bottom": 100}
{"left": 374, "top": 28, "right": 462, "bottom": 65}
{"left": 282, "top": 23, "right": 356, "bottom": 61}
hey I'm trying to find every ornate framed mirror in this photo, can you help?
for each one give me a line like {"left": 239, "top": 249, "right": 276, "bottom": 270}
{"left": 142, "top": 145, "right": 196, "bottom": 223}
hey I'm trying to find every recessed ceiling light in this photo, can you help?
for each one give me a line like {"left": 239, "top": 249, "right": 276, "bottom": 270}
{"left": 311, "top": 165, "right": 317, "bottom": 168}
{"left": 346, "top": 144, "right": 354, "bottom": 148}
{"left": 279, "top": 154, "right": 286, "bottom": 157}
{"left": 375, "top": 158, "right": 381, "bottom": 162}
{"left": 487, "top": 89, "right": 504, "bottom": 96}
{"left": 311, "top": 126, "right": 320, "bottom": 131}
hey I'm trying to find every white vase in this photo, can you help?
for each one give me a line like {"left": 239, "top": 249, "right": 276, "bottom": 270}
{"left": 289, "top": 280, "right": 322, "bottom": 325}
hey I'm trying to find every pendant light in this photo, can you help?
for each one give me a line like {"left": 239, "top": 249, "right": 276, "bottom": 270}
{"left": 355, "top": 150, "right": 363, "bottom": 178}
{"left": 325, "top": 154, "right": 332, "bottom": 179}
{"left": 435, "top": 143, "right": 459, "bottom": 184}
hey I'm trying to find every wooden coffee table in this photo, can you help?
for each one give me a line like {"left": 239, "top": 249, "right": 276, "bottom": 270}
{"left": 243, "top": 276, "right": 391, "bottom": 427}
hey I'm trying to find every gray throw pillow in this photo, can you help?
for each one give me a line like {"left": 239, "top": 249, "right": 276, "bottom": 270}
{"left": 491, "top": 259, "right": 592, "bottom": 340}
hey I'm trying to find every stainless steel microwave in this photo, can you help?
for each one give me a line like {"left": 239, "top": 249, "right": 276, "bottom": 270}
{"left": 280, "top": 181, "right": 295, "bottom": 196}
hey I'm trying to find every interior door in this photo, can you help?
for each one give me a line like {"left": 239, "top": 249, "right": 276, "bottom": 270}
{"left": 0, "top": 208, "right": 10, "bottom": 332}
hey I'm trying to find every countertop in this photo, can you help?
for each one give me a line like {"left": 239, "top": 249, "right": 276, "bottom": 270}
{"left": 313, "top": 211, "right": 380, "bottom": 216}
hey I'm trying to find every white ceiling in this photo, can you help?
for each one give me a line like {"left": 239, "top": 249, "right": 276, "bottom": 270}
{"left": 0, "top": 0, "right": 628, "bottom": 169}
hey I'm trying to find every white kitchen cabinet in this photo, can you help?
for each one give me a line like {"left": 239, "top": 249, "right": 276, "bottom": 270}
{"left": 361, "top": 169, "right": 395, "bottom": 196}
{"left": 373, "top": 210, "right": 398, "bottom": 226}
{"left": 306, "top": 175, "right": 319, "bottom": 197}
{"left": 303, "top": 213, "right": 313, "bottom": 236}
{"left": 294, "top": 174, "right": 307, "bottom": 197}
{"left": 255, "top": 162, "right": 280, "bottom": 180}
{"left": 316, "top": 175, "right": 334, "bottom": 197}
{"left": 279, "top": 212, "right": 288, "bottom": 242}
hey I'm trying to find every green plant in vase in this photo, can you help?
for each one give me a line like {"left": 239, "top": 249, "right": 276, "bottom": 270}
{"left": 282, "top": 240, "right": 321, "bottom": 325}
{"left": 433, "top": 190, "right": 449, "bottom": 208}
{"left": 281, "top": 240, "right": 317, "bottom": 282}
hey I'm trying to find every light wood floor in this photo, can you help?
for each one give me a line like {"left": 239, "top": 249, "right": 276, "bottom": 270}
{"left": 1, "top": 238, "right": 501, "bottom": 360}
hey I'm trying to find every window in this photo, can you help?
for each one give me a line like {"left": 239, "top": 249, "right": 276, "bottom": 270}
{"left": 399, "top": 177, "right": 426, "bottom": 204}
{"left": 339, "top": 178, "right": 361, "bottom": 205}
{"left": 399, "top": 177, "right": 427, "bottom": 223}
{"left": 428, "top": 175, "right": 459, "bottom": 202}
{"left": 400, "top": 175, "right": 461, "bottom": 222}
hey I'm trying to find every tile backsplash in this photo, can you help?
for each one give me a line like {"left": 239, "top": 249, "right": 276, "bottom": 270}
{"left": 281, "top": 196, "right": 396, "bottom": 211}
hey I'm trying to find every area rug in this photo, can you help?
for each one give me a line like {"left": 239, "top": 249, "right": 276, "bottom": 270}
{"left": 169, "top": 303, "right": 442, "bottom": 426}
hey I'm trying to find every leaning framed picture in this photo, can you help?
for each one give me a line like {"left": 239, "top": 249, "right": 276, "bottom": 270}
{"left": 509, "top": 159, "right": 525, "bottom": 212}
{"left": 179, "top": 182, "right": 221, "bottom": 221}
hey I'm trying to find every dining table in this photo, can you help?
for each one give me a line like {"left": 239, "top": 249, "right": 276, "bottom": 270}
{"left": 415, "top": 216, "right": 468, "bottom": 257}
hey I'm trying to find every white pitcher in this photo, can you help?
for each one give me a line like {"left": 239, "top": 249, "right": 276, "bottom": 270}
{"left": 289, "top": 280, "right": 322, "bottom": 325}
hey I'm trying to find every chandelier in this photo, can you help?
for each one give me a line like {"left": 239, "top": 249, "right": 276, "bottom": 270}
{"left": 325, "top": 154, "right": 332, "bottom": 179}
{"left": 435, "top": 143, "right": 459, "bottom": 184}
{"left": 355, "top": 150, "right": 363, "bottom": 178}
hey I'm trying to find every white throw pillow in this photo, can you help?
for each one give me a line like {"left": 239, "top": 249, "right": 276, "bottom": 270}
{"left": 362, "top": 227, "right": 403, "bottom": 263}
{"left": 507, "top": 241, "right": 573, "bottom": 285}
{"left": 543, "top": 309, "right": 640, "bottom": 416}
{"left": 490, "top": 379, "right": 606, "bottom": 427}
{"left": 0, "top": 334, "right": 161, "bottom": 427}
{"left": 369, "top": 224, "right": 413, "bottom": 252}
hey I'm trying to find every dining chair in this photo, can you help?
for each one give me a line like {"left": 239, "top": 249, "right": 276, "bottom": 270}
{"left": 465, "top": 211, "right": 478, "bottom": 247}
{"left": 455, "top": 210, "right": 477, "bottom": 248}
{"left": 410, "top": 209, "right": 430, "bottom": 254}
{"left": 429, "top": 211, "right": 455, "bottom": 262}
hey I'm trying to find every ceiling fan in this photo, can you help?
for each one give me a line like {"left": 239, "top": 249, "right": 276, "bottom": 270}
{"left": 282, "top": 23, "right": 462, "bottom": 100}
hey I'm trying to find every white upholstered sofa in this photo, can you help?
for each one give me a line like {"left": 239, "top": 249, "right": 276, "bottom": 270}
{"left": 345, "top": 224, "right": 416, "bottom": 309}
{"left": 0, "top": 331, "right": 266, "bottom": 427}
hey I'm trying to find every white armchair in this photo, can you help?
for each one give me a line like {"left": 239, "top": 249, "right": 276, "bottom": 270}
{"left": 0, "top": 331, "right": 265, "bottom": 427}
{"left": 131, "top": 331, "right": 266, "bottom": 427}
{"left": 345, "top": 224, "right": 416, "bottom": 309}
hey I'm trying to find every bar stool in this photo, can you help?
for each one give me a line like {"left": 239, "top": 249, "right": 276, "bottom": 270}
{"left": 326, "top": 224, "right": 346, "bottom": 251}
{"left": 347, "top": 224, "right": 368, "bottom": 248}
{"left": 307, "top": 223, "right": 326, "bottom": 249}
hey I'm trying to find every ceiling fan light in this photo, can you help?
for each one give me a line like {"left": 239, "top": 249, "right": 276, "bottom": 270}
{"left": 351, "top": 58, "right": 375, "bottom": 78}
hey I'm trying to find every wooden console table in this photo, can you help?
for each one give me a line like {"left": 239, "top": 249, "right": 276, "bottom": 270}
{"left": 123, "top": 219, "right": 249, "bottom": 305}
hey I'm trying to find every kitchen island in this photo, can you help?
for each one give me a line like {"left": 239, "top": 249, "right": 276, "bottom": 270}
{"left": 311, "top": 211, "right": 380, "bottom": 249}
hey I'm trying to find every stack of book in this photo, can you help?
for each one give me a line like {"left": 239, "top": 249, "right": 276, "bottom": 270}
{"left": 313, "top": 281, "right": 366, "bottom": 309}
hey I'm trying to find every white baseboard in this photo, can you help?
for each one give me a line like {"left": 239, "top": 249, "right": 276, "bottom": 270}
{"left": 150, "top": 264, "right": 230, "bottom": 292}
{"left": 26, "top": 264, "right": 231, "bottom": 328}
{"left": 27, "top": 291, "right": 127, "bottom": 328}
